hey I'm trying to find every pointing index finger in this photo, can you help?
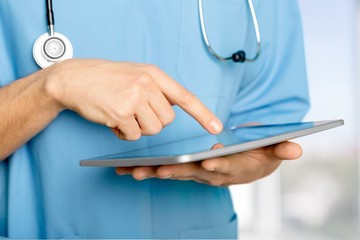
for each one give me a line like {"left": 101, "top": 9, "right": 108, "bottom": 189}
{"left": 156, "top": 71, "right": 223, "bottom": 134}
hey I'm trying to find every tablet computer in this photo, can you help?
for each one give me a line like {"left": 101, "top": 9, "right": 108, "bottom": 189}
{"left": 80, "top": 119, "right": 344, "bottom": 167}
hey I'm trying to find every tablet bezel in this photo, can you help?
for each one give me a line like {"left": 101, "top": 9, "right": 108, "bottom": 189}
{"left": 80, "top": 119, "right": 344, "bottom": 167}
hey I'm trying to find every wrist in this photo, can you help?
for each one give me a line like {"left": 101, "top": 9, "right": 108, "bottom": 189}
{"left": 40, "top": 70, "right": 66, "bottom": 114}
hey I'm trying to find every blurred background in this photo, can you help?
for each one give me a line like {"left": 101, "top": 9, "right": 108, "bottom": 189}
{"left": 230, "top": 0, "right": 359, "bottom": 239}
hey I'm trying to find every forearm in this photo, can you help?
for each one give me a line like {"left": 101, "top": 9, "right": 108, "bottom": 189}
{"left": 0, "top": 71, "right": 63, "bottom": 160}
{"left": 0, "top": 58, "right": 223, "bottom": 160}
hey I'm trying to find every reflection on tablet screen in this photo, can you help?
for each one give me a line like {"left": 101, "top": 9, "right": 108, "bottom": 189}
{"left": 81, "top": 120, "right": 344, "bottom": 166}
{"left": 92, "top": 122, "right": 314, "bottom": 160}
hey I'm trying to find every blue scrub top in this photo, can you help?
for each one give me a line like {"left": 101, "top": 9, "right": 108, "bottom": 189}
{"left": 0, "top": 0, "right": 309, "bottom": 238}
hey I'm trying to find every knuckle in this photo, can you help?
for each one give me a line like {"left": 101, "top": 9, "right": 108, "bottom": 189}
{"left": 153, "top": 123, "right": 163, "bottom": 134}
{"left": 125, "top": 131, "right": 142, "bottom": 141}
{"left": 210, "top": 178, "right": 224, "bottom": 187}
{"left": 162, "top": 109, "right": 176, "bottom": 126}
{"left": 105, "top": 121, "right": 116, "bottom": 128}
{"left": 179, "top": 89, "right": 195, "bottom": 106}
{"left": 122, "top": 87, "right": 143, "bottom": 108}
{"left": 143, "top": 64, "right": 160, "bottom": 74}
{"left": 127, "top": 89, "right": 142, "bottom": 105}
{"left": 144, "top": 122, "right": 163, "bottom": 135}
{"left": 115, "top": 108, "right": 134, "bottom": 119}
{"left": 135, "top": 73, "right": 153, "bottom": 88}
{"left": 221, "top": 160, "right": 232, "bottom": 174}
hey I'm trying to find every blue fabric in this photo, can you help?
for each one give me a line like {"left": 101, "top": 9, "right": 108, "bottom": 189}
{"left": 0, "top": 0, "right": 309, "bottom": 238}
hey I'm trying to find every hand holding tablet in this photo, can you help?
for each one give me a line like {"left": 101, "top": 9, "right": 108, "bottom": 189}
{"left": 80, "top": 119, "right": 344, "bottom": 167}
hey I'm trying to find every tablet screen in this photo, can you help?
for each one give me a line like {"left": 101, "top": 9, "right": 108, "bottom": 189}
{"left": 80, "top": 120, "right": 343, "bottom": 167}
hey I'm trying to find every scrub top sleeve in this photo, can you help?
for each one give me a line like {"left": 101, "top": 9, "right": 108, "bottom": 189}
{"left": 226, "top": 0, "right": 310, "bottom": 128}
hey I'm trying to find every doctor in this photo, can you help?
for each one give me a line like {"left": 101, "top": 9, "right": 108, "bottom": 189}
{"left": 0, "top": 0, "right": 309, "bottom": 239}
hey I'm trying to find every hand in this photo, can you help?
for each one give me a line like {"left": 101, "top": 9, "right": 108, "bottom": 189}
{"left": 115, "top": 141, "right": 303, "bottom": 186}
{"left": 45, "top": 59, "right": 223, "bottom": 140}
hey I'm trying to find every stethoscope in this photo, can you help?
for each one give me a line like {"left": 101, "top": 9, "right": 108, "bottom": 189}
{"left": 33, "top": 0, "right": 261, "bottom": 69}
{"left": 199, "top": 0, "right": 261, "bottom": 63}
{"left": 33, "top": 0, "right": 73, "bottom": 68}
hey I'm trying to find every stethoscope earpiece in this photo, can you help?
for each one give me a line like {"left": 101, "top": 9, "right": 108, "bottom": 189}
{"left": 33, "top": 32, "right": 73, "bottom": 69}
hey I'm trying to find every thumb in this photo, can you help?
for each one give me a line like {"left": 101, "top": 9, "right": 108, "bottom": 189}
{"left": 273, "top": 141, "right": 303, "bottom": 160}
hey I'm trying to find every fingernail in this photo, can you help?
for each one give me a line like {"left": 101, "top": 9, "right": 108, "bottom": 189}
{"left": 116, "top": 169, "right": 127, "bottom": 176}
{"left": 206, "top": 167, "right": 216, "bottom": 172}
{"left": 210, "top": 120, "right": 223, "bottom": 134}
{"left": 204, "top": 165, "right": 217, "bottom": 172}
{"left": 138, "top": 176, "right": 148, "bottom": 181}
{"left": 117, "top": 173, "right": 128, "bottom": 176}
{"left": 160, "top": 175, "right": 173, "bottom": 179}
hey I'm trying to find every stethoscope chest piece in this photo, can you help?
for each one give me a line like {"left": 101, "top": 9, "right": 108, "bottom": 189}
{"left": 33, "top": 32, "right": 73, "bottom": 68}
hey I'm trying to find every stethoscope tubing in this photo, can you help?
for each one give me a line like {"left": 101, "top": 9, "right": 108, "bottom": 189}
{"left": 35, "top": 0, "right": 262, "bottom": 68}
{"left": 46, "top": 0, "right": 55, "bottom": 35}
{"left": 198, "top": 0, "right": 261, "bottom": 62}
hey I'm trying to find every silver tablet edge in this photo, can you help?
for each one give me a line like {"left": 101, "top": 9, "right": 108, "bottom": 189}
{"left": 80, "top": 119, "right": 344, "bottom": 167}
